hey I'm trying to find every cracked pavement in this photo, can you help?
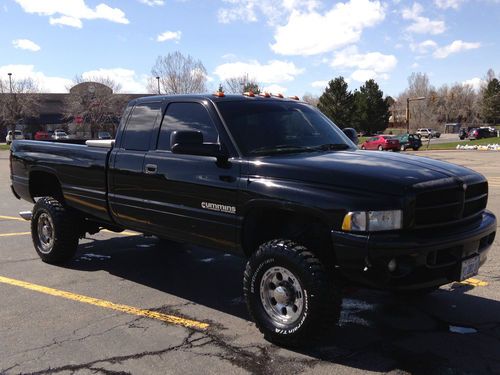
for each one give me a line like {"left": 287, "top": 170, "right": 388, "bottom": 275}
{"left": 1, "top": 150, "right": 500, "bottom": 374}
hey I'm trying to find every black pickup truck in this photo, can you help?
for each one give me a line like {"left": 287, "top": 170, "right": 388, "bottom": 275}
{"left": 10, "top": 94, "right": 496, "bottom": 345}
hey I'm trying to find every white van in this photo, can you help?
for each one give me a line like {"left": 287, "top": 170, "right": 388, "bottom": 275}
{"left": 5, "top": 130, "right": 25, "bottom": 145}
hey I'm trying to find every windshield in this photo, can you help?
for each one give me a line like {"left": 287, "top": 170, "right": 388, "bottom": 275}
{"left": 216, "top": 100, "right": 355, "bottom": 156}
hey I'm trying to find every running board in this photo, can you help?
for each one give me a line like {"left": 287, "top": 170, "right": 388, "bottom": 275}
{"left": 19, "top": 211, "right": 32, "bottom": 221}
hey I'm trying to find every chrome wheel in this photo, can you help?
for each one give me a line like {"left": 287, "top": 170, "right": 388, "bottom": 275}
{"left": 37, "top": 212, "right": 55, "bottom": 254}
{"left": 260, "top": 266, "right": 304, "bottom": 325}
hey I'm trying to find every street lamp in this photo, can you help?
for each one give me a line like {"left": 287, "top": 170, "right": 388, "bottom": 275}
{"left": 7, "top": 72, "right": 12, "bottom": 93}
{"left": 156, "top": 76, "right": 160, "bottom": 95}
{"left": 406, "top": 96, "right": 426, "bottom": 133}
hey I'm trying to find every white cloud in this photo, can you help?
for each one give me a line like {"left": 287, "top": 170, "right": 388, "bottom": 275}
{"left": 411, "top": 62, "right": 420, "bottom": 68}
{"left": 14, "top": 0, "right": 129, "bottom": 28}
{"left": 0, "top": 64, "right": 72, "bottom": 93}
{"left": 81, "top": 68, "right": 148, "bottom": 93}
{"left": 410, "top": 39, "right": 438, "bottom": 53}
{"left": 271, "top": 0, "right": 386, "bottom": 56}
{"left": 311, "top": 80, "right": 329, "bottom": 88}
{"left": 433, "top": 40, "right": 481, "bottom": 58}
{"left": 262, "top": 84, "right": 288, "bottom": 94}
{"left": 12, "top": 39, "right": 41, "bottom": 52}
{"left": 217, "top": 0, "right": 319, "bottom": 25}
{"left": 434, "top": 0, "right": 464, "bottom": 9}
{"left": 463, "top": 77, "right": 483, "bottom": 91}
{"left": 157, "top": 31, "right": 181, "bottom": 42}
{"left": 139, "top": 0, "right": 164, "bottom": 6}
{"left": 49, "top": 15, "right": 82, "bottom": 28}
{"left": 214, "top": 60, "right": 304, "bottom": 83}
{"left": 331, "top": 46, "right": 397, "bottom": 73}
{"left": 402, "top": 2, "right": 446, "bottom": 35}
{"left": 350, "top": 69, "right": 389, "bottom": 82}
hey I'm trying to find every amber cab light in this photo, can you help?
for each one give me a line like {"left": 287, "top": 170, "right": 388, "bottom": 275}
{"left": 243, "top": 91, "right": 255, "bottom": 97}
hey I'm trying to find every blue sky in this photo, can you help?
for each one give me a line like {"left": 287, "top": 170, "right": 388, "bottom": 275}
{"left": 0, "top": 0, "right": 499, "bottom": 97}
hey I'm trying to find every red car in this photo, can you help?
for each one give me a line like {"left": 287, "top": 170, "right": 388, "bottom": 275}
{"left": 361, "top": 135, "right": 400, "bottom": 151}
{"left": 34, "top": 131, "right": 51, "bottom": 140}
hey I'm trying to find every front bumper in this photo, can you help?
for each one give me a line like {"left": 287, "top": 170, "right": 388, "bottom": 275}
{"left": 332, "top": 210, "right": 496, "bottom": 291}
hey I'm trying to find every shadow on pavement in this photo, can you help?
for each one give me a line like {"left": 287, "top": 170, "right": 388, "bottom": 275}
{"left": 65, "top": 235, "right": 500, "bottom": 374}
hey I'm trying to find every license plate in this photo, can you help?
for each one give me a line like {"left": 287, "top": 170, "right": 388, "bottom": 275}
{"left": 460, "top": 256, "right": 480, "bottom": 281}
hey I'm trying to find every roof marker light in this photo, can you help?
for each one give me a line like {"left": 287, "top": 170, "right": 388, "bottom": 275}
{"left": 243, "top": 91, "right": 255, "bottom": 97}
{"left": 259, "top": 92, "right": 271, "bottom": 98}
{"left": 272, "top": 93, "right": 284, "bottom": 98}
{"left": 288, "top": 95, "right": 300, "bottom": 100}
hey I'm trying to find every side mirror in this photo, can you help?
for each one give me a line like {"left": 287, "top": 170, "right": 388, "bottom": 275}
{"left": 170, "top": 130, "right": 227, "bottom": 160}
{"left": 342, "top": 127, "right": 358, "bottom": 145}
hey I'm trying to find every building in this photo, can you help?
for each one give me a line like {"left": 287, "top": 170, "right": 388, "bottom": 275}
{"left": 1, "top": 82, "right": 149, "bottom": 139}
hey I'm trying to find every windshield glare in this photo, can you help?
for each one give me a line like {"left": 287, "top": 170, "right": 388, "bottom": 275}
{"left": 216, "top": 100, "right": 354, "bottom": 156}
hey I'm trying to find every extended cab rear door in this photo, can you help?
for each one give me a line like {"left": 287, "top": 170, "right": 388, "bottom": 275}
{"left": 142, "top": 99, "right": 241, "bottom": 251}
{"left": 108, "top": 100, "right": 163, "bottom": 231}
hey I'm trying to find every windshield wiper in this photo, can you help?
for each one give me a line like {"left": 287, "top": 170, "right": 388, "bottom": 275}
{"left": 248, "top": 145, "right": 314, "bottom": 155}
{"left": 248, "top": 143, "right": 350, "bottom": 156}
{"left": 308, "top": 143, "right": 351, "bottom": 151}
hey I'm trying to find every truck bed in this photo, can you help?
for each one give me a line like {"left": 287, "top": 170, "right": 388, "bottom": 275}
{"left": 10, "top": 140, "right": 113, "bottom": 223}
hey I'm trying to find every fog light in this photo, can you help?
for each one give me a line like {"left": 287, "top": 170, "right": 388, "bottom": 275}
{"left": 388, "top": 258, "right": 397, "bottom": 272}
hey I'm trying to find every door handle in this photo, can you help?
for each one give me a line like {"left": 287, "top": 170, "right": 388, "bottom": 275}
{"left": 145, "top": 164, "right": 158, "bottom": 174}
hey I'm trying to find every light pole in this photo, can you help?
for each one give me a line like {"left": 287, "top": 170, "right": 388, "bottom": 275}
{"left": 406, "top": 96, "right": 426, "bottom": 133}
{"left": 8, "top": 72, "right": 12, "bottom": 93}
{"left": 156, "top": 76, "right": 160, "bottom": 95}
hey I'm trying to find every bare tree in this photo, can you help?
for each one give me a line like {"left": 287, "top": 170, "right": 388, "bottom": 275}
{"left": 302, "top": 93, "right": 319, "bottom": 107}
{"left": 148, "top": 51, "right": 207, "bottom": 94}
{"left": 63, "top": 76, "right": 126, "bottom": 138}
{"left": 0, "top": 76, "right": 41, "bottom": 133}
{"left": 222, "top": 74, "right": 261, "bottom": 94}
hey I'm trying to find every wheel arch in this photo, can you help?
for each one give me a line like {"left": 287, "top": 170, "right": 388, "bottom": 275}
{"left": 240, "top": 201, "right": 335, "bottom": 263}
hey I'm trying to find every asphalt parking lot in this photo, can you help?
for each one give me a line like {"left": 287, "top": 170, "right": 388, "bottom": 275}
{"left": 1, "top": 149, "right": 499, "bottom": 375}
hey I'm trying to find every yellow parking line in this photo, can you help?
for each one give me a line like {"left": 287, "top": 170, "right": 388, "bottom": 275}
{"left": 459, "top": 278, "right": 488, "bottom": 287}
{"left": 0, "top": 215, "right": 26, "bottom": 222}
{"left": 0, "top": 232, "right": 30, "bottom": 237}
{"left": 0, "top": 275, "right": 208, "bottom": 330}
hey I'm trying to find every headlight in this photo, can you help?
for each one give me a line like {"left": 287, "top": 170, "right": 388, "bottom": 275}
{"left": 342, "top": 210, "right": 402, "bottom": 232}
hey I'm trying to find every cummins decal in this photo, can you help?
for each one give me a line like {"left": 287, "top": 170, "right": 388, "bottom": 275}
{"left": 201, "top": 202, "right": 236, "bottom": 214}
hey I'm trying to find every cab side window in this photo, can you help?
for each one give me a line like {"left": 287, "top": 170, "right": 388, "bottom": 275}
{"left": 157, "top": 102, "right": 219, "bottom": 151}
{"left": 122, "top": 102, "right": 162, "bottom": 151}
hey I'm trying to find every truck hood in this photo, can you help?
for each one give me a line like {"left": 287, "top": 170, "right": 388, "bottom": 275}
{"left": 247, "top": 150, "right": 479, "bottom": 196}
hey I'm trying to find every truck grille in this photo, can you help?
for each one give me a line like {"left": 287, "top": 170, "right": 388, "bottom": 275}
{"left": 414, "top": 181, "right": 487, "bottom": 228}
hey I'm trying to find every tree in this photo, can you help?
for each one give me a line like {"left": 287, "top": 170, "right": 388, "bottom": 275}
{"left": 317, "top": 77, "right": 354, "bottom": 128}
{"left": 223, "top": 74, "right": 261, "bottom": 94}
{"left": 302, "top": 93, "right": 319, "bottom": 107}
{"left": 0, "top": 76, "right": 41, "bottom": 133}
{"left": 149, "top": 51, "right": 207, "bottom": 94}
{"left": 63, "top": 76, "right": 126, "bottom": 138}
{"left": 352, "top": 79, "right": 390, "bottom": 134}
{"left": 481, "top": 78, "right": 500, "bottom": 124}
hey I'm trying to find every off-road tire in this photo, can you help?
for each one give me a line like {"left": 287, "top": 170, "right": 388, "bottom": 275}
{"left": 31, "top": 197, "right": 79, "bottom": 264}
{"left": 243, "top": 239, "right": 342, "bottom": 346}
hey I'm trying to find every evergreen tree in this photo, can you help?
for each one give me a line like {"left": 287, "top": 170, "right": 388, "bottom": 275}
{"left": 481, "top": 78, "right": 500, "bottom": 124}
{"left": 352, "top": 79, "right": 390, "bottom": 134}
{"left": 317, "top": 77, "right": 353, "bottom": 128}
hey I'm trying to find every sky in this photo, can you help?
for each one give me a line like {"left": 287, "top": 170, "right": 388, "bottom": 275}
{"left": 0, "top": 0, "right": 499, "bottom": 98}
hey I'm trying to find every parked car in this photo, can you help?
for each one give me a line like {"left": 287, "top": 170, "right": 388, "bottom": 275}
{"left": 468, "top": 128, "right": 495, "bottom": 140}
{"left": 5, "top": 130, "right": 24, "bottom": 145}
{"left": 52, "top": 131, "right": 69, "bottom": 140}
{"left": 34, "top": 131, "right": 51, "bottom": 140}
{"left": 416, "top": 128, "right": 440, "bottom": 138}
{"left": 360, "top": 135, "right": 400, "bottom": 151}
{"left": 97, "top": 131, "right": 112, "bottom": 140}
{"left": 459, "top": 128, "right": 468, "bottom": 140}
{"left": 395, "top": 133, "right": 422, "bottom": 151}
